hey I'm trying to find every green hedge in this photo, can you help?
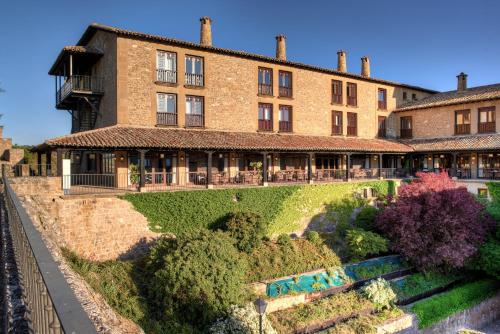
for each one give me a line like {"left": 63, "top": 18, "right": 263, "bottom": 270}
{"left": 411, "top": 279, "right": 499, "bottom": 329}
{"left": 486, "top": 182, "right": 500, "bottom": 202}
{"left": 122, "top": 181, "right": 394, "bottom": 236}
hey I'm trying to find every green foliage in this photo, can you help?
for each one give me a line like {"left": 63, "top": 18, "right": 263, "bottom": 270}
{"left": 361, "top": 278, "right": 397, "bottom": 311}
{"left": 346, "top": 229, "right": 389, "bottom": 259}
{"left": 411, "top": 279, "right": 499, "bottom": 329}
{"left": 326, "top": 309, "right": 404, "bottom": 334}
{"left": 268, "top": 291, "right": 373, "bottom": 333}
{"left": 245, "top": 239, "right": 341, "bottom": 282}
{"left": 391, "top": 271, "right": 461, "bottom": 300}
{"left": 146, "top": 229, "right": 248, "bottom": 329}
{"left": 305, "top": 230, "right": 320, "bottom": 244}
{"left": 276, "top": 233, "right": 292, "bottom": 246}
{"left": 219, "top": 212, "right": 266, "bottom": 252}
{"left": 352, "top": 262, "right": 404, "bottom": 280}
{"left": 474, "top": 229, "right": 500, "bottom": 279}
{"left": 354, "top": 207, "right": 379, "bottom": 231}
{"left": 11, "top": 144, "right": 33, "bottom": 164}
{"left": 122, "top": 181, "right": 392, "bottom": 236}
{"left": 129, "top": 163, "right": 139, "bottom": 185}
{"left": 486, "top": 182, "right": 500, "bottom": 202}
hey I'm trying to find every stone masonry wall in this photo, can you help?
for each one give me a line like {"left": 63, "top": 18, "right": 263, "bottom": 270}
{"left": 9, "top": 177, "right": 160, "bottom": 261}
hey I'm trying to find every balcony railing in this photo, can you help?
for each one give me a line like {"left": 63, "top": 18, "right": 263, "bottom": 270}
{"left": 157, "top": 112, "right": 177, "bottom": 126}
{"left": 478, "top": 168, "right": 500, "bottom": 180}
{"left": 258, "top": 119, "right": 273, "bottom": 131}
{"left": 185, "top": 73, "right": 204, "bottom": 87}
{"left": 347, "top": 126, "right": 357, "bottom": 136}
{"left": 347, "top": 96, "right": 357, "bottom": 106}
{"left": 279, "top": 120, "right": 292, "bottom": 132}
{"left": 186, "top": 114, "right": 204, "bottom": 127}
{"left": 455, "top": 124, "right": 471, "bottom": 135}
{"left": 279, "top": 86, "right": 292, "bottom": 98}
{"left": 332, "top": 94, "right": 342, "bottom": 105}
{"left": 400, "top": 129, "right": 412, "bottom": 139}
{"left": 258, "top": 84, "right": 273, "bottom": 96}
{"left": 378, "top": 128, "right": 386, "bottom": 138}
{"left": 378, "top": 100, "right": 387, "bottom": 110}
{"left": 315, "top": 169, "right": 347, "bottom": 182}
{"left": 332, "top": 125, "right": 342, "bottom": 135}
{"left": 56, "top": 75, "right": 104, "bottom": 104}
{"left": 478, "top": 122, "right": 496, "bottom": 133}
{"left": 156, "top": 69, "right": 177, "bottom": 83}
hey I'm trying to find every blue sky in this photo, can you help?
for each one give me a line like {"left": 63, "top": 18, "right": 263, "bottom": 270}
{"left": 0, "top": 0, "right": 499, "bottom": 145}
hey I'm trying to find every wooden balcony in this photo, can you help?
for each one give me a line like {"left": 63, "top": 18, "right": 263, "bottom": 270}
{"left": 478, "top": 122, "right": 496, "bottom": 133}
{"left": 157, "top": 112, "right": 177, "bottom": 126}
{"left": 56, "top": 75, "right": 104, "bottom": 109}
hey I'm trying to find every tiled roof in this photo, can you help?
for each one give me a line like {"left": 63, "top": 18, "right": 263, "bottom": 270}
{"left": 72, "top": 23, "right": 437, "bottom": 94}
{"left": 41, "top": 125, "right": 412, "bottom": 153}
{"left": 49, "top": 45, "right": 104, "bottom": 75}
{"left": 395, "top": 84, "right": 500, "bottom": 112}
{"left": 402, "top": 133, "right": 500, "bottom": 152}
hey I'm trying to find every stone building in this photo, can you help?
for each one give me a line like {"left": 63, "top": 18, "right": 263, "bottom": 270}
{"left": 34, "top": 18, "right": 500, "bottom": 192}
{"left": 0, "top": 126, "right": 24, "bottom": 167}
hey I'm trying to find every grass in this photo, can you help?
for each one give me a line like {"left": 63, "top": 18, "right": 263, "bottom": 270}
{"left": 391, "top": 271, "right": 461, "bottom": 301}
{"left": 410, "top": 279, "right": 499, "bottom": 329}
{"left": 351, "top": 261, "right": 405, "bottom": 280}
{"left": 324, "top": 308, "right": 404, "bottom": 334}
{"left": 268, "top": 290, "right": 374, "bottom": 333}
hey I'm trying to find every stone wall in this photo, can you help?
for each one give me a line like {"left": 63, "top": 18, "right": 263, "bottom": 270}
{"left": 9, "top": 177, "right": 160, "bottom": 261}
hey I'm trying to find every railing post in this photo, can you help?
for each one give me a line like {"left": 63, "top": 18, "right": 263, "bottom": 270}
{"left": 262, "top": 152, "right": 268, "bottom": 186}
{"left": 206, "top": 151, "right": 214, "bottom": 189}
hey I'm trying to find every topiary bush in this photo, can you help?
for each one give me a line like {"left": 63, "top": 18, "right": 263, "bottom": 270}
{"left": 345, "top": 229, "right": 389, "bottom": 259}
{"left": 376, "top": 172, "right": 494, "bottom": 270}
{"left": 361, "top": 278, "right": 397, "bottom": 311}
{"left": 354, "top": 206, "right": 379, "bottom": 231}
{"left": 146, "top": 230, "right": 247, "bottom": 329}
{"left": 305, "top": 230, "right": 320, "bottom": 244}
{"left": 220, "top": 212, "right": 267, "bottom": 253}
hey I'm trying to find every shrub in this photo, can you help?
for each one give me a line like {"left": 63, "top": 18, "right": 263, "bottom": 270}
{"left": 474, "top": 226, "right": 500, "bottom": 279}
{"left": 146, "top": 229, "right": 247, "bottom": 329}
{"left": 208, "top": 303, "right": 277, "bottom": 334}
{"left": 220, "top": 212, "right": 266, "bottom": 253}
{"left": 354, "top": 206, "right": 379, "bottom": 231}
{"left": 305, "top": 230, "right": 320, "bottom": 244}
{"left": 276, "top": 234, "right": 292, "bottom": 246}
{"left": 346, "top": 229, "right": 388, "bottom": 259}
{"left": 376, "top": 172, "right": 494, "bottom": 270}
{"left": 411, "top": 279, "right": 499, "bottom": 328}
{"left": 361, "top": 278, "right": 397, "bottom": 311}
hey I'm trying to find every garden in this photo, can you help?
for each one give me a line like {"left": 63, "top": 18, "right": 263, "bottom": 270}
{"left": 63, "top": 175, "right": 500, "bottom": 333}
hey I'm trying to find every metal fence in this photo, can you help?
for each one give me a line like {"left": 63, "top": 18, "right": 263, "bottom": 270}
{"left": 2, "top": 171, "right": 97, "bottom": 333}
{"left": 11, "top": 164, "right": 56, "bottom": 177}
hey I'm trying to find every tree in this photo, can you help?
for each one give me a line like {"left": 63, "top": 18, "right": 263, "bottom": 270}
{"left": 220, "top": 211, "right": 267, "bottom": 253}
{"left": 146, "top": 230, "right": 247, "bottom": 329}
{"left": 376, "top": 172, "right": 494, "bottom": 270}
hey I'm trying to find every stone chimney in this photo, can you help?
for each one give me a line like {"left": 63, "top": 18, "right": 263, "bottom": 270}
{"left": 276, "top": 35, "right": 286, "bottom": 61}
{"left": 361, "top": 56, "right": 370, "bottom": 77}
{"left": 337, "top": 50, "right": 347, "bottom": 72}
{"left": 200, "top": 16, "right": 212, "bottom": 46}
{"left": 457, "top": 72, "right": 467, "bottom": 91}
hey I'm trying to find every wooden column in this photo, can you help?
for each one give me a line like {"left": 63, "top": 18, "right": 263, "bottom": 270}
{"left": 139, "top": 150, "right": 147, "bottom": 190}
{"left": 379, "top": 153, "right": 383, "bottom": 179}
{"left": 452, "top": 152, "right": 458, "bottom": 177}
{"left": 345, "top": 153, "right": 351, "bottom": 181}
{"left": 206, "top": 151, "right": 213, "bottom": 188}
{"left": 308, "top": 153, "right": 314, "bottom": 183}
{"left": 262, "top": 152, "right": 268, "bottom": 186}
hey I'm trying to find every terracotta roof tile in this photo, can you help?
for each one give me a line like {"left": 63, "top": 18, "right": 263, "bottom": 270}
{"left": 396, "top": 84, "right": 500, "bottom": 112}
{"left": 42, "top": 126, "right": 412, "bottom": 153}
{"left": 402, "top": 133, "right": 500, "bottom": 152}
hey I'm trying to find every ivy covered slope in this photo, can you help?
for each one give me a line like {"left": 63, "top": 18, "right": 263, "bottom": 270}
{"left": 121, "top": 181, "right": 393, "bottom": 236}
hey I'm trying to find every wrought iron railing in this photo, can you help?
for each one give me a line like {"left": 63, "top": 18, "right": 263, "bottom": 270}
{"left": 279, "top": 120, "right": 292, "bottom": 132}
{"left": 258, "top": 119, "right": 273, "bottom": 131}
{"left": 157, "top": 112, "right": 177, "bottom": 126}
{"left": 185, "top": 73, "right": 204, "bottom": 87}
{"left": 279, "top": 86, "right": 292, "bottom": 98}
{"left": 2, "top": 171, "right": 97, "bottom": 333}
{"left": 400, "top": 128, "right": 412, "bottom": 139}
{"left": 156, "top": 69, "right": 177, "bottom": 84}
{"left": 258, "top": 83, "right": 273, "bottom": 96}
{"left": 185, "top": 114, "right": 204, "bottom": 127}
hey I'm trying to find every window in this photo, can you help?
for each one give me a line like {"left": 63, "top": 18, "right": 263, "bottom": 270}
{"left": 347, "top": 82, "right": 357, "bottom": 106}
{"left": 278, "top": 71, "right": 292, "bottom": 97}
{"left": 258, "top": 68, "right": 273, "bottom": 95}
{"left": 347, "top": 112, "right": 357, "bottom": 136}
{"left": 332, "top": 111, "right": 343, "bottom": 135}
{"left": 157, "top": 93, "right": 177, "bottom": 125}
{"left": 455, "top": 109, "right": 471, "bottom": 135}
{"left": 156, "top": 51, "right": 177, "bottom": 83}
{"left": 185, "top": 55, "right": 204, "bottom": 86}
{"left": 400, "top": 116, "right": 412, "bottom": 138}
{"left": 332, "top": 80, "right": 343, "bottom": 105}
{"left": 279, "top": 105, "right": 292, "bottom": 132}
{"left": 258, "top": 103, "right": 273, "bottom": 131}
{"left": 412, "top": 93, "right": 417, "bottom": 101}
{"left": 185, "top": 96, "right": 204, "bottom": 127}
{"left": 478, "top": 106, "right": 496, "bottom": 133}
{"left": 378, "top": 88, "right": 387, "bottom": 110}
{"left": 378, "top": 116, "right": 387, "bottom": 138}
{"left": 403, "top": 91, "right": 407, "bottom": 101}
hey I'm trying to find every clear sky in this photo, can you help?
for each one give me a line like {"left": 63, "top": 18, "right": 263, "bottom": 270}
{"left": 0, "top": 0, "right": 499, "bottom": 145}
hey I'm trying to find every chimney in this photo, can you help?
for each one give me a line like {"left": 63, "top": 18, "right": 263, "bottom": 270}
{"left": 457, "top": 72, "right": 467, "bottom": 91}
{"left": 276, "top": 34, "right": 286, "bottom": 61}
{"left": 337, "top": 50, "right": 347, "bottom": 72}
{"left": 200, "top": 16, "right": 212, "bottom": 46}
{"left": 361, "top": 56, "right": 370, "bottom": 77}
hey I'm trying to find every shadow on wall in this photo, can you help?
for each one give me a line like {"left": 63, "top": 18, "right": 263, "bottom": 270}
{"left": 117, "top": 236, "right": 162, "bottom": 261}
